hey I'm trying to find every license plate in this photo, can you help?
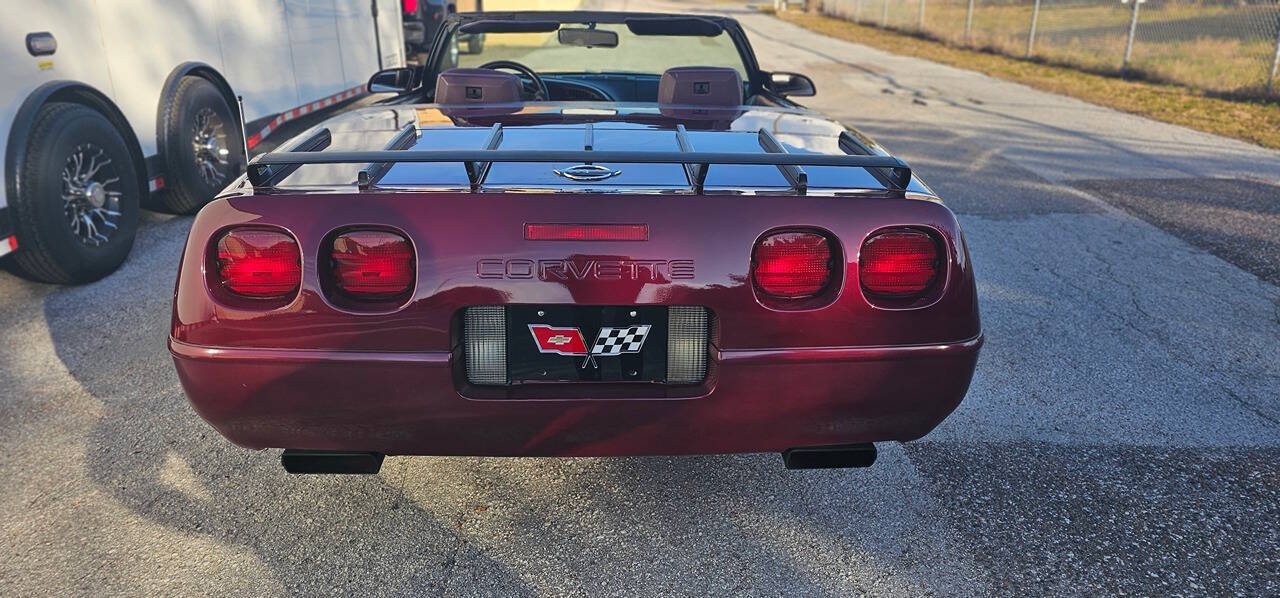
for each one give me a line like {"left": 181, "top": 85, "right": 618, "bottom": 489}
{"left": 506, "top": 305, "right": 670, "bottom": 383}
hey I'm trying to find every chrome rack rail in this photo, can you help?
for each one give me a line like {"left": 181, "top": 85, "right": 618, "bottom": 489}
{"left": 248, "top": 127, "right": 331, "bottom": 188}
{"left": 245, "top": 132, "right": 913, "bottom": 192}
{"left": 757, "top": 128, "right": 807, "bottom": 195}
{"left": 464, "top": 123, "right": 504, "bottom": 190}
{"left": 357, "top": 123, "right": 418, "bottom": 190}
{"left": 674, "top": 124, "right": 708, "bottom": 193}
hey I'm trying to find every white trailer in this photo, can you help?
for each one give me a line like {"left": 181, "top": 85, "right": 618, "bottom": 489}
{"left": 0, "top": 0, "right": 404, "bottom": 283}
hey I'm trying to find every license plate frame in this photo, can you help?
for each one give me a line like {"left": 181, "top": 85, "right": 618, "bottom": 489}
{"left": 506, "top": 305, "right": 670, "bottom": 383}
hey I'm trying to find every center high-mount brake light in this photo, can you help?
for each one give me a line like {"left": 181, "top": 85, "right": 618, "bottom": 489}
{"left": 524, "top": 223, "right": 649, "bottom": 241}
{"left": 216, "top": 228, "right": 301, "bottom": 298}
{"left": 331, "top": 230, "right": 414, "bottom": 297}
{"left": 859, "top": 229, "right": 940, "bottom": 298}
{"left": 752, "top": 231, "right": 833, "bottom": 299}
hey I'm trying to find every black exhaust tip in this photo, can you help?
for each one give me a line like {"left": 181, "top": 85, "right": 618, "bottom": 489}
{"left": 281, "top": 450, "right": 384, "bottom": 474}
{"left": 782, "top": 443, "right": 877, "bottom": 469}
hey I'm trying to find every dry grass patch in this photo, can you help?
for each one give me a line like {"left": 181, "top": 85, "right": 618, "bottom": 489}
{"left": 774, "top": 11, "right": 1280, "bottom": 151}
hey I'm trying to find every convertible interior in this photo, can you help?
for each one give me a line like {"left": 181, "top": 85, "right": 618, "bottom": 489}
{"left": 421, "top": 15, "right": 772, "bottom": 106}
{"left": 434, "top": 65, "right": 747, "bottom": 107}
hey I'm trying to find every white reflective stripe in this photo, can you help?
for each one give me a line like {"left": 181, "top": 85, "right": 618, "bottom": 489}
{"left": 0, "top": 236, "right": 17, "bottom": 258}
{"left": 245, "top": 84, "right": 366, "bottom": 150}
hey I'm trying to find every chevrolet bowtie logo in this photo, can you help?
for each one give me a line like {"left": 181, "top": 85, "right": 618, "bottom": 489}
{"left": 528, "top": 324, "right": 653, "bottom": 369}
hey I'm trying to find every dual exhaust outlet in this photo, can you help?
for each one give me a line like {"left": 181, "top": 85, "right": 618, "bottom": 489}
{"left": 280, "top": 443, "right": 877, "bottom": 474}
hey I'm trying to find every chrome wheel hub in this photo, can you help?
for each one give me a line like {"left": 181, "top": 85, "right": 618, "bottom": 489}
{"left": 84, "top": 181, "right": 107, "bottom": 208}
{"left": 192, "top": 107, "right": 230, "bottom": 186}
{"left": 61, "top": 143, "right": 122, "bottom": 247}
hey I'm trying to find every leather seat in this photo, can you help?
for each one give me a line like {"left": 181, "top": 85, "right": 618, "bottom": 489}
{"left": 435, "top": 68, "right": 523, "bottom": 105}
{"left": 657, "top": 66, "right": 744, "bottom": 107}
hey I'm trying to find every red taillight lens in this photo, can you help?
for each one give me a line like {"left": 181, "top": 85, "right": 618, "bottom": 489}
{"left": 752, "top": 231, "right": 833, "bottom": 298}
{"left": 216, "top": 229, "right": 301, "bottom": 298}
{"left": 859, "top": 229, "right": 940, "bottom": 297}
{"left": 402, "top": 0, "right": 418, "bottom": 13}
{"left": 331, "top": 230, "right": 414, "bottom": 297}
{"left": 524, "top": 223, "right": 649, "bottom": 241}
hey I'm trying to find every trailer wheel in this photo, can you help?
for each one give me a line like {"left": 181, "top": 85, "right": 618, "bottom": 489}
{"left": 9, "top": 103, "right": 140, "bottom": 284}
{"left": 158, "top": 76, "right": 243, "bottom": 214}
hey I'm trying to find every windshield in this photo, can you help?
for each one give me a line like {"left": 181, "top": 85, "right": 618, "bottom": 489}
{"left": 436, "top": 22, "right": 749, "bottom": 78}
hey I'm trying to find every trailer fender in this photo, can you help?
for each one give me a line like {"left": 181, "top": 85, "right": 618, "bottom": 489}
{"left": 153, "top": 63, "right": 242, "bottom": 212}
{"left": 3, "top": 80, "right": 146, "bottom": 245}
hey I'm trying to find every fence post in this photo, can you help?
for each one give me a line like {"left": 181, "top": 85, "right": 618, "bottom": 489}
{"left": 919, "top": 0, "right": 926, "bottom": 32}
{"left": 855, "top": 0, "right": 863, "bottom": 23}
{"left": 1268, "top": 18, "right": 1280, "bottom": 94}
{"left": 882, "top": 0, "right": 889, "bottom": 28}
{"left": 1025, "top": 0, "right": 1040, "bottom": 58}
{"left": 1123, "top": 0, "right": 1142, "bottom": 70}
{"left": 964, "top": 0, "right": 975, "bottom": 46}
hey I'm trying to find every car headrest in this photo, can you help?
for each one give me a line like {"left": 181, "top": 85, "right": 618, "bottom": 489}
{"left": 658, "top": 67, "right": 743, "bottom": 107}
{"left": 435, "top": 68, "right": 522, "bottom": 105}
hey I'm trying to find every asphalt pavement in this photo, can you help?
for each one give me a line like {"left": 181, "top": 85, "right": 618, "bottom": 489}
{"left": 1, "top": 1, "right": 1277, "bottom": 595}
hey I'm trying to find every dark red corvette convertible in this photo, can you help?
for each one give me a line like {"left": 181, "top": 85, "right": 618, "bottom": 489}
{"left": 169, "top": 11, "right": 981, "bottom": 473}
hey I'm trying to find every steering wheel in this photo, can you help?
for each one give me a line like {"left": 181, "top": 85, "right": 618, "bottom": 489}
{"left": 477, "top": 60, "right": 550, "bottom": 101}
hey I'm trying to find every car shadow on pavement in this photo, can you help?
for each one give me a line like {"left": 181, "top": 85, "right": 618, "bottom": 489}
{"left": 33, "top": 214, "right": 981, "bottom": 595}
{"left": 379, "top": 449, "right": 985, "bottom": 595}
{"left": 29, "top": 217, "right": 529, "bottom": 595}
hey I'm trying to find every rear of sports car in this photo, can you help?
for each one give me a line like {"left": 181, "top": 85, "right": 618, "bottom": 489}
{"left": 168, "top": 111, "right": 982, "bottom": 472}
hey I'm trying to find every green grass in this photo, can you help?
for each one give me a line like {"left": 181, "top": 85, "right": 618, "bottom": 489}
{"left": 775, "top": 10, "right": 1280, "bottom": 150}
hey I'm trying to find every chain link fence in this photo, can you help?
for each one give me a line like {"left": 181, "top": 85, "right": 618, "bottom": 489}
{"left": 817, "top": 0, "right": 1280, "bottom": 98}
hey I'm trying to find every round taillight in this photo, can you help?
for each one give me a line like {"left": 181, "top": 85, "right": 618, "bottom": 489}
{"left": 859, "top": 229, "right": 940, "bottom": 297}
{"left": 330, "top": 230, "right": 414, "bottom": 297}
{"left": 215, "top": 229, "right": 301, "bottom": 298}
{"left": 752, "top": 231, "right": 833, "bottom": 298}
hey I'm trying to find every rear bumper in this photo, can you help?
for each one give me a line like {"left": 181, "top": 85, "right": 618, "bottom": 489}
{"left": 169, "top": 335, "right": 982, "bottom": 456}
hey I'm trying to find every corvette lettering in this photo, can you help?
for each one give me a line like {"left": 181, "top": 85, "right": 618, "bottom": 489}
{"left": 477, "top": 258, "right": 694, "bottom": 281}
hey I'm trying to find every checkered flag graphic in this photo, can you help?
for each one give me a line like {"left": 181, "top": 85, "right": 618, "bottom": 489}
{"left": 590, "top": 325, "right": 652, "bottom": 356}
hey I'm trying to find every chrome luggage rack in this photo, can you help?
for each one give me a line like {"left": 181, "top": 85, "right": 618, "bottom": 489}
{"left": 244, "top": 122, "right": 913, "bottom": 194}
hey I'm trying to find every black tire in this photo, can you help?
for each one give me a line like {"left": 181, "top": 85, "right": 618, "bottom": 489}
{"left": 158, "top": 76, "right": 243, "bottom": 214}
{"left": 9, "top": 103, "right": 141, "bottom": 284}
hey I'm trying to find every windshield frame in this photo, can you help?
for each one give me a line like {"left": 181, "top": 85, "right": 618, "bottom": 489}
{"left": 415, "top": 11, "right": 765, "bottom": 102}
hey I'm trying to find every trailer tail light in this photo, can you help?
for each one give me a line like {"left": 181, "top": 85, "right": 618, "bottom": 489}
{"left": 752, "top": 231, "right": 833, "bottom": 298}
{"left": 859, "top": 229, "right": 940, "bottom": 297}
{"left": 216, "top": 229, "right": 301, "bottom": 298}
{"left": 525, "top": 223, "right": 649, "bottom": 241}
{"left": 330, "top": 230, "right": 414, "bottom": 297}
{"left": 402, "top": 0, "right": 418, "bottom": 13}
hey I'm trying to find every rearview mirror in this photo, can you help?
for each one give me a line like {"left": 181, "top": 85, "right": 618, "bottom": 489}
{"left": 367, "top": 67, "right": 416, "bottom": 94}
{"left": 558, "top": 27, "right": 619, "bottom": 48}
{"left": 768, "top": 72, "right": 816, "bottom": 97}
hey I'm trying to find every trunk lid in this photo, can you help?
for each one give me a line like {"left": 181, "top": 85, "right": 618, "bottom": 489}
{"left": 267, "top": 103, "right": 915, "bottom": 193}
